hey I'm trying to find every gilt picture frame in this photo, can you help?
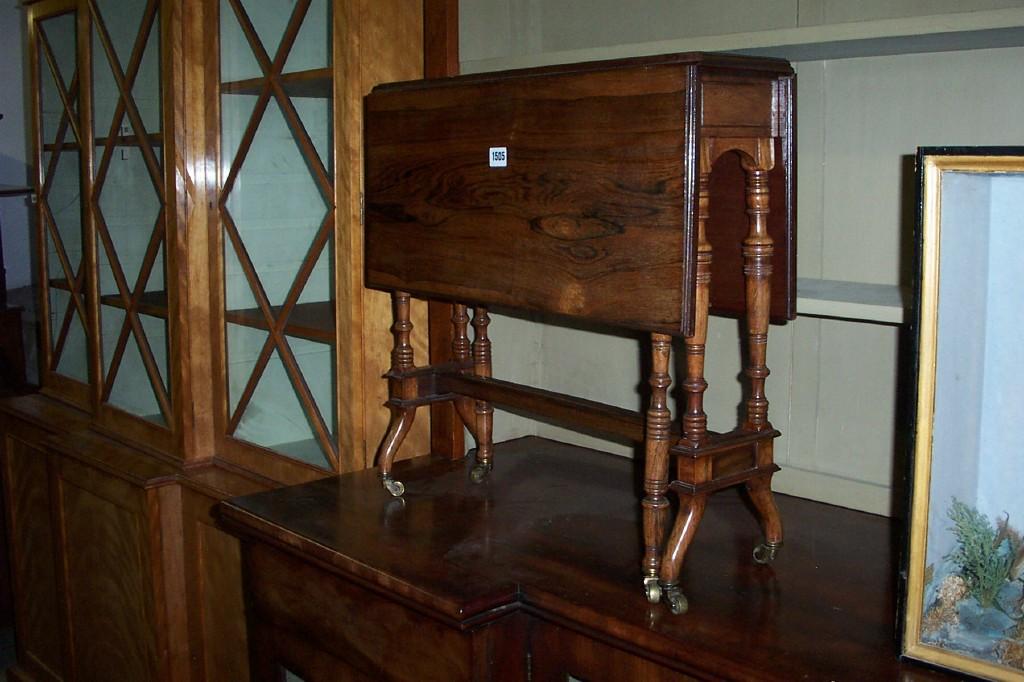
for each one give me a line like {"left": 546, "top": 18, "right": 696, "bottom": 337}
{"left": 903, "top": 147, "right": 1024, "bottom": 679}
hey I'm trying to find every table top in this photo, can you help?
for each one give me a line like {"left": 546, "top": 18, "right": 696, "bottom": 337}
{"left": 221, "top": 436, "right": 955, "bottom": 681}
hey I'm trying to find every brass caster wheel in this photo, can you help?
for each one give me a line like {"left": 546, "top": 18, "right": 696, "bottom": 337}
{"left": 643, "top": 576, "right": 661, "bottom": 604}
{"left": 663, "top": 585, "right": 688, "bottom": 615}
{"left": 469, "top": 462, "right": 491, "bottom": 484}
{"left": 753, "top": 541, "right": 781, "bottom": 565}
{"left": 382, "top": 476, "right": 405, "bottom": 498}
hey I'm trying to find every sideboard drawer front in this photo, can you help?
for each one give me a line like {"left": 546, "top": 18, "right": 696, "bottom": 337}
{"left": 245, "top": 543, "right": 474, "bottom": 682}
{"left": 701, "top": 79, "right": 774, "bottom": 132}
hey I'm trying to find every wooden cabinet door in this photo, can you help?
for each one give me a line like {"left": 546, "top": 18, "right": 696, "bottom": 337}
{"left": 1, "top": 433, "right": 65, "bottom": 682}
{"left": 88, "top": 0, "right": 174, "bottom": 443}
{"left": 29, "top": 0, "right": 92, "bottom": 409}
{"left": 53, "top": 455, "right": 183, "bottom": 682}
{"left": 215, "top": 0, "right": 431, "bottom": 480}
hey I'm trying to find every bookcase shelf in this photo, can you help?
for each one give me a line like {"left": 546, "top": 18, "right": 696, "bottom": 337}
{"left": 224, "top": 300, "right": 335, "bottom": 344}
{"left": 220, "top": 68, "right": 332, "bottom": 98}
{"left": 99, "top": 289, "right": 168, "bottom": 319}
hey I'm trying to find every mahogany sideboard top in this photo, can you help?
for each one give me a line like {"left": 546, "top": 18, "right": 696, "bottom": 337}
{"left": 364, "top": 52, "right": 796, "bottom": 335}
{"left": 221, "top": 437, "right": 954, "bottom": 681}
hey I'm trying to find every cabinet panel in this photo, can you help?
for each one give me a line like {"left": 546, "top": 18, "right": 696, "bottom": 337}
{"left": 2, "top": 436, "right": 64, "bottom": 681}
{"left": 198, "top": 521, "right": 248, "bottom": 681}
{"left": 529, "top": 620, "right": 695, "bottom": 682}
{"left": 59, "top": 478, "right": 157, "bottom": 682}
{"left": 182, "top": 485, "right": 250, "bottom": 682}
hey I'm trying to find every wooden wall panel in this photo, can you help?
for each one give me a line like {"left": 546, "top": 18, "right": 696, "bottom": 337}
{"left": 2, "top": 436, "right": 64, "bottom": 681}
{"left": 59, "top": 480, "right": 156, "bottom": 682}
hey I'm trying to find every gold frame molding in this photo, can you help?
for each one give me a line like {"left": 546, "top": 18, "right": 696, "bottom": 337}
{"left": 903, "top": 148, "right": 1024, "bottom": 680}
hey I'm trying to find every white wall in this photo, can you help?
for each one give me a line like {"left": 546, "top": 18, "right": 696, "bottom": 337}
{"left": 459, "top": 0, "right": 1024, "bottom": 515}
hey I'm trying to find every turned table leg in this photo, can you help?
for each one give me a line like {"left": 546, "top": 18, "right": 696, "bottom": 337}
{"left": 470, "top": 306, "right": 494, "bottom": 482}
{"left": 641, "top": 333, "right": 672, "bottom": 603}
{"left": 682, "top": 169, "right": 712, "bottom": 448}
{"left": 451, "top": 303, "right": 478, "bottom": 440}
{"left": 741, "top": 153, "right": 773, "bottom": 433}
{"left": 657, "top": 170, "right": 712, "bottom": 612}
{"left": 375, "top": 291, "right": 417, "bottom": 497}
{"left": 741, "top": 145, "right": 784, "bottom": 559}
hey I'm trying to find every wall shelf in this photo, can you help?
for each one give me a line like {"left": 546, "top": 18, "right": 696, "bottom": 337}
{"left": 460, "top": 8, "right": 1024, "bottom": 73}
{"left": 796, "top": 277, "right": 906, "bottom": 324}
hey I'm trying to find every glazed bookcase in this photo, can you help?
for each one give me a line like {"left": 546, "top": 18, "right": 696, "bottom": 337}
{"left": 1, "top": 1, "right": 433, "bottom": 679}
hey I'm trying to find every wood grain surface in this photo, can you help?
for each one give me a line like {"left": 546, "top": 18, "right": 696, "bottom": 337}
{"left": 223, "top": 437, "right": 954, "bottom": 681}
{"left": 365, "top": 53, "right": 796, "bottom": 334}
{"left": 366, "top": 63, "right": 691, "bottom": 332}
{"left": 60, "top": 481, "right": 156, "bottom": 682}
{"left": 3, "top": 437, "right": 64, "bottom": 681}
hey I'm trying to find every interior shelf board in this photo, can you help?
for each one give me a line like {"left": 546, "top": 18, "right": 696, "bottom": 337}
{"left": 273, "top": 437, "right": 330, "bottom": 466}
{"left": 41, "top": 141, "right": 80, "bottom": 152}
{"left": 225, "top": 300, "right": 335, "bottom": 344}
{"left": 0, "top": 183, "right": 33, "bottom": 196}
{"left": 48, "top": 277, "right": 73, "bottom": 292}
{"left": 43, "top": 133, "right": 165, "bottom": 152}
{"left": 220, "top": 68, "right": 332, "bottom": 98}
{"left": 99, "top": 289, "right": 168, "bottom": 319}
{"left": 796, "top": 278, "right": 906, "bottom": 324}
{"left": 459, "top": 8, "right": 1024, "bottom": 73}
{"left": 94, "top": 132, "right": 164, "bottom": 147}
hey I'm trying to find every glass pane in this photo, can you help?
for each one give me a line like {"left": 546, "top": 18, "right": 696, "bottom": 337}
{"left": 91, "top": 0, "right": 168, "bottom": 423}
{"left": 37, "top": 6, "right": 87, "bottom": 386}
{"left": 223, "top": 98, "right": 327, "bottom": 307}
{"left": 227, "top": 333, "right": 332, "bottom": 469}
{"left": 920, "top": 171, "right": 1024, "bottom": 664}
{"left": 94, "top": 0, "right": 146, "bottom": 67}
{"left": 241, "top": 0, "right": 292, "bottom": 63}
{"left": 50, "top": 288, "right": 88, "bottom": 383}
{"left": 44, "top": 149, "right": 83, "bottom": 280}
{"left": 37, "top": 13, "right": 77, "bottom": 143}
{"left": 291, "top": 94, "right": 332, "bottom": 176}
{"left": 91, "top": 0, "right": 162, "bottom": 145}
{"left": 219, "top": 0, "right": 261, "bottom": 82}
{"left": 219, "top": 93, "right": 258, "bottom": 172}
{"left": 132, "top": 27, "right": 162, "bottom": 136}
{"left": 283, "top": 0, "right": 328, "bottom": 74}
{"left": 220, "top": 0, "right": 335, "bottom": 468}
{"left": 103, "top": 307, "right": 167, "bottom": 425}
